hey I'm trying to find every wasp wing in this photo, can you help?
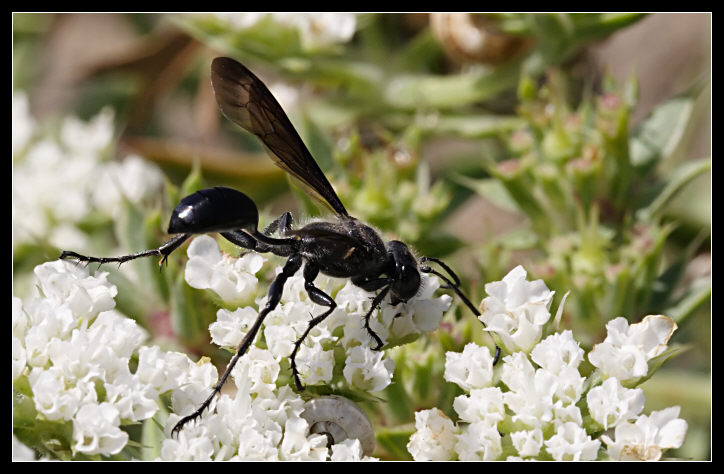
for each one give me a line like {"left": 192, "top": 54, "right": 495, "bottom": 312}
{"left": 210, "top": 57, "right": 348, "bottom": 218}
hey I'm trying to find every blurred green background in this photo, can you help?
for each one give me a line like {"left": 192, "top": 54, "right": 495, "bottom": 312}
{"left": 12, "top": 13, "right": 710, "bottom": 460}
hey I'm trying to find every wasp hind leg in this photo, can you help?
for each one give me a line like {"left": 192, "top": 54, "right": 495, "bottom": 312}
{"left": 171, "top": 253, "right": 303, "bottom": 436}
{"left": 60, "top": 233, "right": 191, "bottom": 270}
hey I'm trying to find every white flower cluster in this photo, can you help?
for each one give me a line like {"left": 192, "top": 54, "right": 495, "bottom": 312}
{"left": 185, "top": 236, "right": 266, "bottom": 306}
{"left": 407, "top": 266, "right": 687, "bottom": 461}
{"left": 12, "top": 260, "right": 215, "bottom": 457}
{"left": 212, "top": 12, "right": 357, "bottom": 50}
{"left": 160, "top": 351, "right": 375, "bottom": 461}
{"left": 12, "top": 93, "right": 164, "bottom": 252}
{"left": 187, "top": 236, "right": 451, "bottom": 394}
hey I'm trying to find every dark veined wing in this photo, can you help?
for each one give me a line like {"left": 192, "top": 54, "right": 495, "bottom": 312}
{"left": 210, "top": 57, "right": 348, "bottom": 217}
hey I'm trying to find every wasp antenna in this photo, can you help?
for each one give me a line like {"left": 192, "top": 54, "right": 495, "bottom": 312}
{"left": 421, "top": 266, "right": 502, "bottom": 365}
{"left": 421, "top": 267, "right": 479, "bottom": 317}
{"left": 420, "top": 256, "right": 461, "bottom": 287}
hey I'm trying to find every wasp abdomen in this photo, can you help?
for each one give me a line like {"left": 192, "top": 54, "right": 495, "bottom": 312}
{"left": 167, "top": 187, "right": 259, "bottom": 235}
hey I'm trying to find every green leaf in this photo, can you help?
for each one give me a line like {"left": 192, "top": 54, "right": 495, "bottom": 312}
{"left": 383, "top": 59, "right": 524, "bottom": 111}
{"left": 494, "top": 227, "right": 539, "bottom": 250}
{"left": 169, "top": 270, "right": 207, "bottom": 345}
{"left": 636, "top": 158, "right": 711, "bottom": 222}
{"left": 180, "top": 161, "right": 204, "bottom": 197}
{"left": 630, "top": 81, "right": 705, "bottom": 173}
{"left": 375, "top": 426, "right": 415, "bottom": 460}
{"left": 647, "top": 230, "right": 709, "bottom": 314}
{"left": 525, "top": 13, "right": 646, "bottom": 64}
{"left": 453, "top": 175, "right": 521, "bottom": 213}
{"left": 635, "top": 343, "right": 688, "bottom": 386}
{"left": 382, "top": 381, "right": 414, "bottom": 425}
{"left": 639, "top": 369, "right": 711, "bottom": 423}
{"left": 663, "top": 275, "right": 711, "bottom": 326}
{"left": 418, "top": 114, "right": 523, "bottom": 139}
{"left": 302, "top": 115, "right": 335, "bottom": 172}
{"left": 140, "top": 405, "right": 169, "bottom": 461}
{"left": 411, "top": 230, "right": 465, "bottom": 260}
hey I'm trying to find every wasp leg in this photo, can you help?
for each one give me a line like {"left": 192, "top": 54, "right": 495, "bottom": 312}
{"left": 220, "top": 228, "right": 297, "bottom": 257}
{"left": 360, "top": 286, "right": 390, "bottom": 351}
{"left": 171, "top": 253, "right": 303, "bottom": 437}
{"left": 60, "top": 233, "right": 191, "bottom": 270}
{"left": 221, "top": 213, "right": 294, "bottom": 256}
{"left": 220, "top": 230, "right": 260, "bottom": 251}
{"left": 289, "top": 264, "right": 337, "bottom": 391}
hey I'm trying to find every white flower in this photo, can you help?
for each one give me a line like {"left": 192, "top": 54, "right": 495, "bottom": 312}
{"left": 455, "top": 421, "right": 503, "bottom": 461}
{"left": 232, "top": 347, "right": 281, "bottom": 395}
{"left": 72, "top": 402, "right": 129, "bottom": 456}
{"left": 343, "top": 345, "right": 395, "bottom": 392}
{"left": 379, "top": 273, "right": 452, "bottom": 340}
{"left": 601, "top": 406, "right": 688, "bottom": 461}
{"left": 551, "top": 366, "right": 586, "bottom": 406}
{"left": 104, "top": 373, "right": 158, "bottom": 422}
{"left": 588, "top": 315, "right": 677, "bottom": 382}
{"left": 453, "top": 387, "right": 505, "bottom": 424}
{"left": 12, "top": 296, "right": 27, "bottom": 339}
{"left": 586, "top": 377, "right": 645, "bottom": 430}
{"left": 185, "top": 235, "right": 265, "bottom": 305}
{"left": 92, "top": 154, "right": 164, "bottom": 218}
{"left": 33, "top": 260, "right": 117, "bottom": 323}
{"left": 12, "top": 337, "right": 26, "bottom": 380}
{"left": 407, "top": 409, "right": 459, "bottom": 461}
{"left": 334, "top": 281, "right": 389, "bottom": 348}
{"left": 13, "top": 140, "right": 93, "bottom": 244}
{"left": 543, "top": 421, "right": 600, "bottom": 461}
{"left": 13, "top": 435, "right": 37, "bottom": 461}
{"left": 136, "top": 346, "right": 214, "bottom": 394}
{"left": 46, "top": 329, "right": 113, "bottom": 384}
{"left": 13, "top": 261, "right": 247, "bottom": 458}
{"left": 500, "top": 352, "right": 556, "bottom": 428}
{"left": 209, "top": 306, "right": 259, "bottom": 348}
{"left": 479, "top": 265, "right": 555, "bottom": 353}
{"left": 294, "top": 344, "right": 335, "bottom": 386}
{"left": 291, "top": 13, "right": 357, "bottom": 49}
{"left": 22, "top": 299, "right": 76, "bottom": 366}
{"left": 330, "top": 438, "right": 377, "bottom": 461}
{"left": 85, "top": 310, "right": 148, "bottom": 359}
{"left": 12, "top": 104, "right": 130, "bottom": 250}
{"left": 510, "top": 428, "right": 544, "bottom": 457}
{"left": 254, "top": 385, "right": 304, "bottom": 421}
{"left": 444, "top": 342, "right": 496, "bottom": 391}
{"left": 214, "top": 13, "right": 357, "bottom": 49}
{"left": 27, "top": 366, "right": 96, "bottom": 421}
{"left": 60, "top": 107, "right": 115, "bottom": 158}
{"left": 160, "top": 429, "right": 215, "bottom": 461}
{"left": 553, "top": 403, "right": 583, "bottom": 427}
{"left": 260, "top": 277, "right": 340, "bottom": 360}
{"left": 279, "top": 416, "right": 328, "bottom": 461}
{"left": 530, "top": 330, "right": 584, "bottom": 374}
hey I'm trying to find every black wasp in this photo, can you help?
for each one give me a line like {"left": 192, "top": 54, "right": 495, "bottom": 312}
{"left": 60, "top": 57, "right": 500, "bottom": 436}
